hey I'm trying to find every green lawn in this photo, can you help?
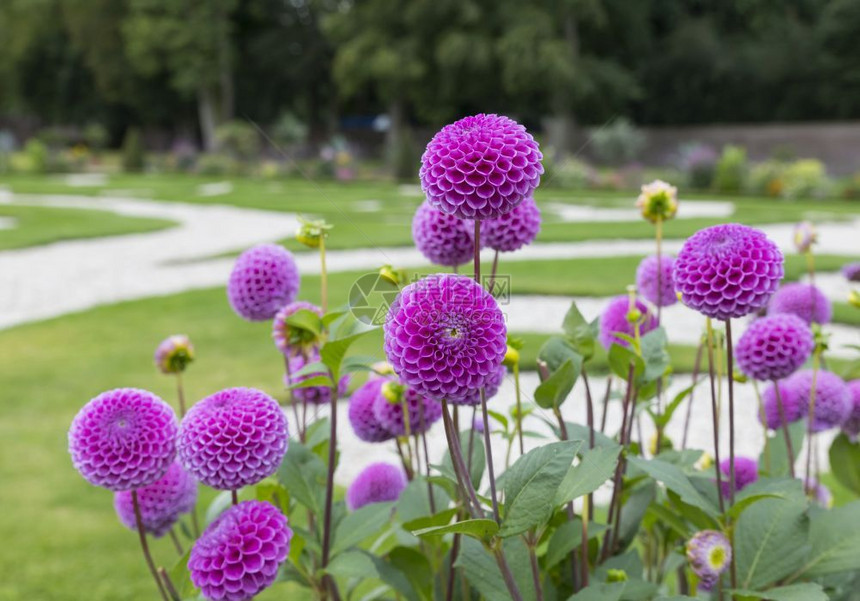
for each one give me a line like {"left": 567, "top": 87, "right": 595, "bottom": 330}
{"left": 0, "top": 203, "right": 175, "bottom": 251}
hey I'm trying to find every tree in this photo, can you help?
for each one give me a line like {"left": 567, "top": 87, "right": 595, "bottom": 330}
{"left": 123, "top": 0, "right": 238, "bottom": 151}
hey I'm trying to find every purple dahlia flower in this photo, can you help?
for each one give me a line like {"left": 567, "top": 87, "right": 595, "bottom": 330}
{"left": 842, "top": 380, "right": 860, "bottom": 440}
{"left": 805, "top": 477, "right": 833, "bottom": 509}
{"left": 228, "top": 244, "right": 300, "bottom": 321}
{"left": 189, "top": 500, "right": 291, "bottom": 601}
{"left": 598, "top": 296, "right": 659, "bottom": 350}
{"left": 154, "top": 335, "right": 194, "bottom": 374}
{"left": 383, "top": 274, "right": 507, "bottom": 402}
{"left": 346, "top": 463, "right": 408, "bottom": 511}
{"left": 412, "top": 201, "right": 474, "bottom": 267}
{"left": 768, "top": 282, "right": 832, "bottom": 325}
{"left": 114, "top": 462, "right": 197, "bottom": 537}
{"left": 735, "top": 314, "right": 813, "bottom": 381}
{"left": 481, "top": 197, "right": 541, "bottom": 252}
{"left": 420, "top": 114, "right": 543, "bottom": 220}
{"left": 673, "top": 224, "right": 783, "bottom": 320}
{"left": 760, "top": 380, "right": 806, "bottom": 430}
{"left": 718, "top": 456, "right": 758, "bottom": 498}
{"left": 842, "top": 262, "right": 860, "bottom": 282}
{"left": 372, "top": 381, "right": 442, "bottom": 436}
{"left": 457, "top": 363, "right": 508, "bottom": 406}
{"left": 348, "top": 378, "right": 395, "bottom": 443}
{"left": 272, "top": 301, "right": 323, "bottom": 356}
{"left": 686, "top": 530, "right": 732, "bottom": 592}
{"left": 177, "top": 388, "right": 288, "bottom": 490}
{"left": 792, "top": 369, "right": 851, "bottom": 433}
{"left": 68, "top": 388, "right": 178, "bottom": 491}
{"left": 286, "top": 349, "right": 350, "bottom": 405}
{"left": 636, "top": 255, "right": 677, "bottom": 307}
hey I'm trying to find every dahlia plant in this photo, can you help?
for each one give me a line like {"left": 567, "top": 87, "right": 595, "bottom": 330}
{"left": 67, "top": 115, "right": 860, "bottom": 601}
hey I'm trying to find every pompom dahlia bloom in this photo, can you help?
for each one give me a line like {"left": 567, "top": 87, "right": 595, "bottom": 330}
{"left": 598, "top": 296, "right": 659, "bottom": 350}
{"left": 793, "top": 221, "right": 817, "bottom": 253}
{"left": 178, "top": 387, "right": 288, "bottom": 490}
{"left": 348, "top": 378, "right": 394, "bottom": 443}
{"left": 383, "top": 274, "right": 507, "bottom": 402}
{"left": 346, "top": 463, "right": 408, "bottom": 511}
{"left": 792, "top": 369, "right": 851, "bottom": 433}
{"left": 686, "top": 530, "right": 732, "bottom": 592}
{"left": 272, "top": 301, "right": 323, "bottom": 356}
{"left": 842, "top": 380, "right": 860, "bottom": 440}
{"left": 189, "top": 500, "right": 291, "bottom": 601}
{"left": 286, "top": 349, "right": 350, "bottom": 405}
{"left": 114, "top": 462, "right": 197, "bottom": 537}
{"left": 768, "top": 282, "right": 832, "bottom": 325}
{"left": 457, "top": 363, "right": 508, "bottom": 406}
{"left": 673, "top": 224, "right": 783, "bottom": 321}
{"left": 154, "top": 335, "right": 194, "bottom": 374}
{"left": 420, "top": 114, "right": 543, "bottom": 220}
{"left": 481, "top": 197, "right": 541, "bottom": 252}
{"left": 636, "top": 255, "right": 677, "bottom": 307}
{"left": 735, "top": 313, "right": 813, "bottom": 381}
{"left": 228, "top": 244, "right": 300, "bottom": 321}
{"left": 718, "top": 457, "right": 758, "bottom": 498}
{"left": 760, "top": 380, "right": 806, "bottom": 430}
{"left": 68, "top": 388, "right": 178, "bottom": 491}
{"left": 411, "top": 201, "right": 474, "bottom": 267}
{"left": 842, "top": 262, "right": 860, "bottom": 282}
{"left": 372, "top": 381, "right": 442, "bottom": 436}
{"left": 636, "top": 180, "right": 678, "bottom": 223}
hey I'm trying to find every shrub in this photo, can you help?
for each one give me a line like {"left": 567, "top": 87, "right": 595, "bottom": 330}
{"left": 590, "top": 117, "right": 645, "bottom": 165}
{"left": 748, "top": 159, "right": 786, "bottom": 197}
{"left": 543, "top": 156, "right": 597, "bottom": 189}
{"left": 712, "top": 145, "right": 747, "bottom": 193}
{"left": 782, "top": 159, "right": 830, "bottom": 199}
{"left": 272, "top": 112, "right": 309, "bottom": 148}
{"left": 215, "top": 121, "right": 260, "bottom": 161}
{"left": 196, "top": 153, "right": 240, "bottom": 176}
{"left": 678, "top": 143, "right": 718, "bottom": 189}
{"left": 121, "top": 128, "right": 145, "bottom": 173}
{"left": 24, "top": 139, "right": 48, "bottom": 173}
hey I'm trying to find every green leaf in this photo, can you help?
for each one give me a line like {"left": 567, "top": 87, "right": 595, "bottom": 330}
{"left": 735, "top": 482, "right": 809, "bottom": 589}
{"left": 500, "top": 440, "right": 581, "bottom": 537}
{"left": 829, "top": 433, "right": 860, "bottom": 496}
{"left": 561, "top": 302, "right": 597, "bottom": 360}
{"left": 319, "top": 329, "right": 373, "bottom": 380}
{"left": 639, "top": 327, "right": 670, "bottom": 382}
{"left": 538, "top": 335, "right": 583, "bottom": 373}
{"left": 284, "top": 308, "right": 323, "bottom": 336}
{"left": 728, "top": 477, "right": 799, "bottom": 521}
{"left": 567, "top": 582, "right": 626, "bottom": 601}
{"left": 402, "top": 507, "right": 459, "bottom": 533}
{"left": 388, "top": 546, "right": 434, "bottom": 601}
{"left": 204, "top": 491, "right": 232, "bottom": 525}
{"left": 645, "top": 503, "right": 691, "bottom": 537}
{"left": 627, "top": 456, "right": 719, "bottom": 518}
{"left": 729, "top": 583, "right": 828, "bottom": 601}
{"left": 324, "top": 550, "right": 417, "bottom": 601}
{"left": 760, "top": 422, "right": 805, "bottom": 478}
{"left": 276, "top": 442, "right": 326, "bottom": 514}
{"left": 607, "top": 343, "right": 644, "bottom": 382}
{"left": 652, "top": 383, "right": 697, "bottom": 429}
{"left": 167, "top": 549, "right": 196, "bottom": 599}
{"left": 555, "top": 444, "right": 621, "bottom": 506}
{"left": 796, "top": 501, "right": 860, "bottom": 577}
{"left": 545, "top": 519, "right": 606, "bottom": 568}
{"left": 255, "top": 479, "right": 290, "bottom": 515}
{"left": 287, "top": 374, "right": 334, "bottom": 390}
{"left": 455, "top": 537, "right": 536, "bottom": 601}
{"left": 564, "top": 422, "right": 619, "bottom": 449}
{"left": 332, "top": 501, "right": 394, "bottom": 555}
{"left": 412, "top": 518, "right": 499, "bottom": 541}
{"left": 534, "top": 359, "right": 579, "bottom": 409}
{"left": 616, "top": 480, "right": 657, "bottom": 551}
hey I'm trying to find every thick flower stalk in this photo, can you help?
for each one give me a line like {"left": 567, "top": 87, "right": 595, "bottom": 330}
{"left": 227, "top": 244, "right": 300, "bottom": 321}
{"left": 346, "top": 462, "right": 408, "bottom": 510}
{"left": 420, "top": 114, "right": 543, "bottom": 220}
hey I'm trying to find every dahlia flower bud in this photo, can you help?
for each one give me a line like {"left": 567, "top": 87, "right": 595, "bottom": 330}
{"left": 735, "top": 313, "right": 813, "bottom": 381}
{"left": 287, "top": 349, "right": 350, "bottom": 405}
{"left": 348, "top": 378, "right": 395, "bottom": 443}
{"left": 598, "top": 296, "right": 659, "bottom": 350}
{"left": 154, "top": 334, "right": 194, "bottom": 374}
{"left": 177, "top": 387, "right": 288, "bottom": 490}
{"left": 718, "top": 456, "right": 758, "bottom": 498}
{"left": 296, "top": 218, "right": 330, "bottom": 249}
{"left": 792, "top": 369, "right": 852, "bottom": 432}
{"left": 636, "top": 255, "right": 677, "bottom": 308}
{"left": 636, "top": 180, "right": 678, "bottom": 223}
{"left": 420, "top": 114, "right": 543, "bottom": 220}
{"left": 481, "top": 197, "right": 541, "bottom": 252}
{"left": 228, "top": 244, "right": 300, "bottom": 321}
{"left": 768, "top": 282, "right": 832, "bottom": 325}
{"left": 760, "top": 380, "right": 806, "bottom": 430}
{"left": 346, "top": 463, "right": 407, "bottom": 511}
{"left": 114, "top": 462, "right": 197, "bottom": 537}
{"left": 68, "top": 388, "right": 178, "bottom": 491}
{"left": 412, "top": 201, "right": 474, "bottom": 267}
{"left": 842, "top": 262, "right": 860, "bottom": 283}
{"left": 272, "top": 301, "right": 323, "bottom": 356}
{"left": 686, "top": 530, "right": 732, "bottom": 592}
{"left": 606, "top": 569, "right": 628, "bottom": 583}
{"left": 842, "top": 380, "right": 860, "bottom": 440}
{"left": 673, "top": 224, "right": 783, "bottom": 320}
{"left": 189, "top": 500, "right": 291, "bottom": 601}
{"left": 850, "top": 290, "right": 860, "bottom": 309}
{"left": 793, "top": 221, "right": 817, "bottom": 253}
{"left": 379, "top": 265, "right": 408, "bottom": 287}
{"left": 383, "top": 274, "right": 507, "bottom": 402}
{"left": 503, "top": 345, "right": 520, "bottom": 368}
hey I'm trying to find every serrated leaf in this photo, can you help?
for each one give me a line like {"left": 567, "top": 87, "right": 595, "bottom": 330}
{"left": 554, "top": 444, "right": 621, "bottom": 505}
{"left": 628, "top": 456, "right": 719, "bottom": 518}
{"left": 727, "top": 477, "right": 799, "bottom": 521}
{"left": 412, "top": 518, "right": 499, "bottom": 541}
{"left": 500, "top": 440, "right": 580, "bottom": 537}
{"left": 796, "top": 501, "right": 860, "bottom": 578}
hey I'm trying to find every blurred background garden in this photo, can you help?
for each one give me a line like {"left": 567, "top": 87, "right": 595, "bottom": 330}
{"left": 1, "top": 1, "right": 860, "bottom": 600}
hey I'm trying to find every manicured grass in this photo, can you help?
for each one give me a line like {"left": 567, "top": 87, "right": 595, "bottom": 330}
{"left": 0, "top": 204, "right": 175, "bottom": 251}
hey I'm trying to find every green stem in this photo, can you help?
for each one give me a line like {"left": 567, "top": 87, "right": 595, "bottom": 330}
{"left": 319, "top": 234, "right": 328, "bottom": 314}
{"left": 514, "top": 362, "right": 524, "bottom": 455}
